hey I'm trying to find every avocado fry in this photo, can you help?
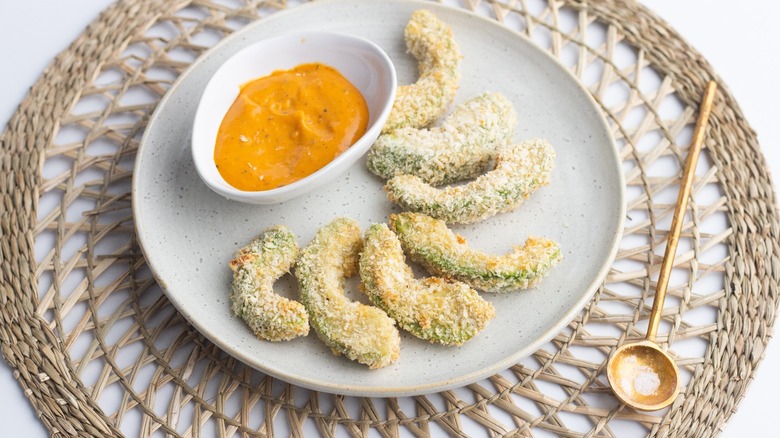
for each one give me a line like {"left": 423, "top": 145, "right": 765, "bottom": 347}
{"left": 385, "top": 139, "right": 555, "bottom": 224}
{"left": 390, "top": 212, "right": 562, "bottom": 293}
{"left": 296, "top": 218, "right": 400, "bottom": 369}
{"left": 382, "top": 9, "right": 462, "bottom": 134}
{"left": 229, "top": 226, "right": 309, "bottom": 342}
{"left": 368, "top": 92, "right": 517, "bottom": 185}
{"left": 359, "top": 223, "right": 495, "bottom": 346}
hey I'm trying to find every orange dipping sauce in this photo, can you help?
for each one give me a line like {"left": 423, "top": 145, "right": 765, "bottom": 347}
{"left": 214, "top": 63, "right": 369, "bottom": 191}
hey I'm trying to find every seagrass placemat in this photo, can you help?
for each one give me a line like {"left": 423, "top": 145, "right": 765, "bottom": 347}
{"left": 1, "top": 0, "right": 778, "bottom": 436}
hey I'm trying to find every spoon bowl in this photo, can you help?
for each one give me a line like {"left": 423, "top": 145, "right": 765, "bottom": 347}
{"left": 607, "top": 341, "right": 680, "bottom": 410}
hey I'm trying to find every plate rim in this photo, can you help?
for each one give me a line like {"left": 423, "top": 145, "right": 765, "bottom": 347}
{"left": 132, "top": 0, "right": 626, "bottom": 397}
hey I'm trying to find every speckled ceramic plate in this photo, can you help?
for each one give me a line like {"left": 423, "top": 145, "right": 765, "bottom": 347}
{"left": 132, "top": 0, "right": 625, "bottom": 397}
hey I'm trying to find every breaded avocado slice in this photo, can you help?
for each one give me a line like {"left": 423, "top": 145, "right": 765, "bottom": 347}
{"left": 296, "top": 218, "right": 400, "bottom": 369}
{"left": 229, "top": 225, "right": 309, "bottom": 341}
{"left": 385, "top": 139, "right": 555, "bottom": 224}
{"left": 359, "top": 223, "right": 495, "bottom": 346}
{"left": 382, "top": 9, "right": 461, "bottom": 133}
{"left": 368, "top": 92, "right": 517, "bottom": 185}
{"left": 390, "top": 212, "right": 562, "bottom": 292}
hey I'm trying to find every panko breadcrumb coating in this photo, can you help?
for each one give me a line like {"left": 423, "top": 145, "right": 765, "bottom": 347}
{"left": 229, "top": 226, "right": 309, "bottom": 342}
{"left": 385, "top": 139, "right": 556, "bottom": 224}
{"left": 390, "top": 213, "right": 562, "bottom": 292}
{"left": 368, "top": 92, "right": 517, "bottom": 185}
{"left": 382, "top": 9, "right": 461, "bottom": 134}
{"left": 296, "top": 218, "right": 400, "bottom": 369}
{"left": 359, "top": 223, "right": 495, "bottom": 346}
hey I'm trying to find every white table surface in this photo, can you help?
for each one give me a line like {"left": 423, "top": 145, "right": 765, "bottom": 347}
{"left": 1, "top": 1, "right": 778, "bottom": 436}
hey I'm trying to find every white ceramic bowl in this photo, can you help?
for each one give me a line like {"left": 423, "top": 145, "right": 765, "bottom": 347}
{"left": 192, "top": 31, "right": 396, "bottom": 204}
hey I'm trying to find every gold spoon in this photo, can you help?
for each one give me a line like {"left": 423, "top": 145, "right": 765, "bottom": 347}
{"left": 606, "top": 80, "right": 718, "bottom": 411}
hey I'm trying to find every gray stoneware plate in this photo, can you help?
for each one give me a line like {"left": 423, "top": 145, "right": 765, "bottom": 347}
{"left": 132, "top": 0, "right": 625, "bottom": 397}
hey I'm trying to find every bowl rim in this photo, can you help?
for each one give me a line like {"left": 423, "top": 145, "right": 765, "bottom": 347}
{"left": 190, "top": 30, "right": 397, "bottom": 203}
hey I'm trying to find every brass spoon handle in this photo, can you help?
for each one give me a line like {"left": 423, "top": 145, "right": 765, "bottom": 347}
{"left": 646, "top": 80, "right": 718, "bottom": 343}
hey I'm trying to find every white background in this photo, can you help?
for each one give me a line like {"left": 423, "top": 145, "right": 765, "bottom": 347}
{"left": 1, "top": 1, "right": 778, "bottom": 436}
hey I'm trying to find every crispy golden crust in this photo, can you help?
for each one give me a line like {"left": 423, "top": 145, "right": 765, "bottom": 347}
{"left": 359, "top": 223, "right": 495, "bottom": 346}
{"left": 368, "top": 92, "right": 517, "bottom": 185}
{"left": 390, "top": 213, "right": 562, "bottom": 292}
{"left": 229, "top": 225, "right": 309, "bottom": 342}
{"left": 385, "top": 139, "right": 556, "bottom": 224}
{"left": 296, "top": 218, "right": 400, "bottom": 369}
{"left": 382, "top": 9, "right": 461, "bottom": 134}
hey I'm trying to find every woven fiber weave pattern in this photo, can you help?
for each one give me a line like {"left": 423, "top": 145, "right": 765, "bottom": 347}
{"left": 0, "top": 0, "right": 777, "bottom": 437}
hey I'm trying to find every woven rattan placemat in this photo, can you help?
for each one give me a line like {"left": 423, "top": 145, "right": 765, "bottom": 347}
{"left": 1, "top": 0, "right": 778, "bottom": 436}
